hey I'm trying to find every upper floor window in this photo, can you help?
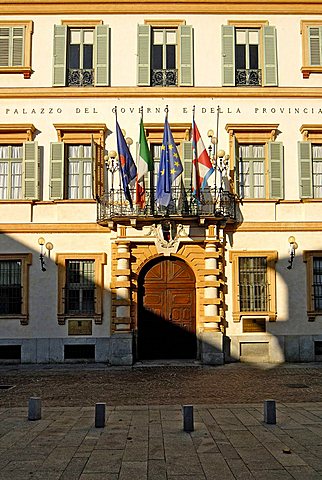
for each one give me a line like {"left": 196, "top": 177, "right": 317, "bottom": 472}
{"left": 137, "top": 21, "right": 193, "bottom": 87}
{"left": 301, "top": 21, "right": 322, "bottom": 78}
{"left": 299, "top": 125, "right": 322, "bottom": 199}
{"left": 53, "top": 22, "right": 110, "bottom": 87}
{"left": 0, "top": 21, "right": 33, "bottom": 78}
{"left": 222, "top": 22, "right": 278, "bottom": 87}
{"left": 303, "top": 251, "right": 322, "bottom": 321}
{"left": 50, "top": 124, "right": 106, "bottom": 200}
{"left": 226, "top": 124, "right": 284, "bottom": 200}
{"left": 0, "top": 125, "right": 38, "bottom": 201}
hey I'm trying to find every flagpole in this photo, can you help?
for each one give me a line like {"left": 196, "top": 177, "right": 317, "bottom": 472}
{"left": 190, "top": 105, "right": 195, "bottom": 206}
{"left": 114, "top": 106, "right": 123, "bottom": 206}
{"left": 214, "top": 105, "right": 220, "bottom": 202}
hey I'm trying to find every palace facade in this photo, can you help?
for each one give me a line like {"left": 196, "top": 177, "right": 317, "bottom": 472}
{"left": 1, "top": 0, "right": 322, "bottom": 364}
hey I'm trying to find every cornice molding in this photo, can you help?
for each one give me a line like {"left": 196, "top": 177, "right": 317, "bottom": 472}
{"left": 2, "top": 0, "right": 322, "bottom": 15}
{"left": 227, "top": 222, "right": 322, "bottom": 232}
{"left": 2, "top": 87, "right": 322, "bottom": 99}
{"left": 0, "top": 223, "right": 110, "bottom": 233}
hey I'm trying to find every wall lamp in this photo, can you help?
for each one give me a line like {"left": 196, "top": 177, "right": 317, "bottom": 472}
{"left": 287, "top": 236, "right": 298, "bottom": 270}
{"left": 38, "top": 237, "right": 53, "bottom": 272}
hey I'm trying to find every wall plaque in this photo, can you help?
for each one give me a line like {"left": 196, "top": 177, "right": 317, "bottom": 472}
{"left": 68, "top": 319, "right": 92, "bottom": 336}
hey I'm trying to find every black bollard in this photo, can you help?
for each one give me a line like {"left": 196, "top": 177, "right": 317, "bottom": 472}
{"left": 264, "top": 399, "right": 276, "bottom": 424}
{"left": 95, "top": 403, "right": 106, "bottom": 428}
{"left": 28, "top": 397, "right": 42, "bottom": 421}
{"left": 183, "top": 405, "right": 194, "bottom": 432}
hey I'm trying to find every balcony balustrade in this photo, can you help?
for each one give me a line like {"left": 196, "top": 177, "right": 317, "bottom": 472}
{"left": 97, "top": 186, "right": 236, "bottom": 224}
{"left": 151, "top": 69, "right": 178, "bottom": 86}
{"left": 236, "top": 68, "right": 262, "bottom": 86}
{"left": 67, "top": 68, "right": 94, "bottom": 87}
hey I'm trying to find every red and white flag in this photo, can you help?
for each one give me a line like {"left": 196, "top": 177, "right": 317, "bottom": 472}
{"left": 192, "top": 120, "right": 214, "bottom": 201}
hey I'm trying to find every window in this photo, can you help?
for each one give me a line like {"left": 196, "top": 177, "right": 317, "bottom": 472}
{"left": 0, "top": 254, "right": 32, "bottom": 325}
{"left": 53, "top": 22, "right": 110, "bottom": 87}
{"left": 138, "top": 123, "right": 192, "bottom": 212}
{"left": 50, "top": 124, "right": 106, "bottom": 200}
{"left": 301, "top": 21, "right": 322, "bottom": 78}
{"left": 65, "top": 260, "right": 95, "bottom": 314}
{"left": 0, "top": 21, "right": 33, "bottom": 78}
{"left": 298, "top": 126, "right": 322, "bottom": 199}
{"left": 137, "top": 21, "right": 193, "bottom": 86}
{"left": 0, "top": 125, "right": 39, "bottom": 201}
{"left": 230, "top": 251, "right": 278, "bottom": 322}
{"left": 56, "top": 253, "right": 107, "bottom": 325}
{"left": 222, "top": 22, "right": 278, "bottom": 87}
{"left": 226, "top": 124, "right": 284, "bottom": 199}
{"left": 303, "top": 251, "right": 322, "bottom": 321}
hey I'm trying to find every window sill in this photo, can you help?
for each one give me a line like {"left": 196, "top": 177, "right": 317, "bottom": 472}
{"left": 58, "top": 313, "right": 102, "bottom": 325}
{"left": 53, "top": 199, "right": 96, "bottom": 203}
{"left": 0, "top": 314, "right": 28, "bottom": 325}
{"left": 301, "top": 66, "right": 322, "bottom": 79}
{"left": 0, "top": 67, "right": 32, "bottom": 79}
{"left": 301, "top": 198, "right": 322, "bottom": 202}
{"left": 238, "top": 198, "right": 280, "bottom": 203}
{"left": 308, "top": 311, "right": 322, "bottom": 322}
{"left": 233, "top": 311, "right": 276, "bottom": 322}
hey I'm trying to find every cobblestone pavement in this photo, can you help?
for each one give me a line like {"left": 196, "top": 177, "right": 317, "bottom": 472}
{"left": 1, "top": 362, "right": 322, "bottom": 407}
{"left": 0, "top": 363, "right": 322, "bottom": 479}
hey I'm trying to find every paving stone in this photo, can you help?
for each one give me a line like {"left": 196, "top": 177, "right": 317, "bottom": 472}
{"left": 198, "top": 452, "right": 236, "bottom": 479}
{"left": 83, "top": 449, "right": 123, "bottom": 474}
{"left": 148, "top": 459, "right": 167, "bottom": 480}
{"left": 119, "top": 461, "right": 148, "bottom": 480}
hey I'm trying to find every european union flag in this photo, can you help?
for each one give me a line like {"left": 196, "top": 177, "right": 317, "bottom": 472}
{"left": 116, "top": 120, "right": 137, "bottom": 208}
{"left": 156, "top": 116, "right": 183, "bottom": 207}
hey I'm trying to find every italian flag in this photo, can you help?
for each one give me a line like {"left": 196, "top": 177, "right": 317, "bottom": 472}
{"left": 136, "top": 119, "right": 152, "bottom": 208}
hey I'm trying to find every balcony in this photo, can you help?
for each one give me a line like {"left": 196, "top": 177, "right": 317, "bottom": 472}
{"left": 236, "top": 69, "right": 262, "bottom": 86}
{"left": 67, "top": 68, "right": 94, "bottom": 87}
{"left": 97, "top": 186, "right": 237, "bottom": 226}
{"left": 151, "top": 69, "right": 178, "bottom": 86}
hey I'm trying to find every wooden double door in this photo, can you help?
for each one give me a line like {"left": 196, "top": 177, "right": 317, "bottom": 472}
{"left": 138, "top": 258, "right": 196, "bottom": 359}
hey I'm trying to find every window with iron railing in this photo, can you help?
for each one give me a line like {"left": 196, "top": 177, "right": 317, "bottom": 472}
{"left": 65, "top": 260, "right": 95, "bottom": 315}
{"left": 313, "top": 257, "right": 322, "bottom": 311}
{"left": 239, "top": 257, "right": 268, "bottom": 312}
{"left": 0, "top": 260, "right": 22, "bottom": 315}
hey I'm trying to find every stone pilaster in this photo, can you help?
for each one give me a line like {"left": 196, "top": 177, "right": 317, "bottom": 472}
{"left": 114, "top": 240, "right": 131, "bottom": 332}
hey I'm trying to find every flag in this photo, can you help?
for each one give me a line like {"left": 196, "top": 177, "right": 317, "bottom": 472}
{"left": 136, "top": 119, "right": 152, "bottom": 208}
{"left": 192, "top": 120, "right": 214, "bottom": 201}
{"left": 156, "top": 116, "right": 183, "bottom": 207}
{"left": 116, "top": 120, "right": 137, "bottom": 208}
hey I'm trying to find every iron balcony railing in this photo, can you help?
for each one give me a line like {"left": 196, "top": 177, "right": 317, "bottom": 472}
{"left": 236, "top": 68, "right": 262, "bottom": 86}
{"left": 97, "top": 186, "right": 236, "bottom": 222}
{"left": 151, "top": 68, "right": 178, "bottom": 86}
{"left": 67, "top": 68, "right": 94, "bottom": 87}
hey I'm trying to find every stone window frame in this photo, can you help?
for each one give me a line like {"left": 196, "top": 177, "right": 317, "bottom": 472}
{"left": 0, "top": 21, "right": 33, "bottom": 78}
{"left": 301, "top": 20, "right": 322, "bottom": 79}
{"left": 229, "top": 250, "right": 278, "bottom": 322}
{"left": 303, "top": 250, "right": 322, "bottom": 321}
{"left": 225, "top": 123, "right": 283, "bottom": 201}
{"left": 51, "top": 123, "right": 107, "bottom": 201}
{"left": 0, "top": 253, "right": 32, "bottom": 325}
{"left": 0, "top": 124, "right": 38, "bottom": 201}
{"left": 56, "top": 252, "right": 107, "bottom": 325}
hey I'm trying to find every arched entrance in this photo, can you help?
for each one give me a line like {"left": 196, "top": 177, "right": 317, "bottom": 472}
{"left": 137, "top": 257, "right": 196, "bottom": 360}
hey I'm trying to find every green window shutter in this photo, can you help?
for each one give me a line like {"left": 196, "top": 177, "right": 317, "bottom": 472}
{"left": 137, "top": 24, "right": 151, "bottom": 86}
{"left": 50, "top": 142, "right": 64, "bottom": 199}
{"left": 268, "top": 141, "right": 284, "bottom": 199}
{"left": 0, "top": 26, "right": 24, "bottom": 67}
{"left": 263, "top": 26, "right": 278, "bottom": 86}
{"left": 233, "top": 136, "right": 240, "bottom": 195}
{"left": 0, "top": 27, "right": 10, "bottom": 66}
{"left": 12, "top": 27, "right": 24, "bottom": 66}
{"left": 298, "top": 141, "right": 313, "bottom": 198}
{"left": 94, "top": 25, "right": 110, "bottom": 86}
{"left": 308, "top": 26, "right": 322, "bottom": 66}
{"left": 182, "top": 141, "right": 193, "bottom": 191}
{"left": 221, "top": 25, "right": 235, "bottom": 86}
{"left": 22, "top": 141, "right": 39, "bottom": 200}
{"left": 53, "top": 24, "right": 67, "bottom": 87}
{"left": 179, "top": 25, "right": 193, "bottom": 86}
